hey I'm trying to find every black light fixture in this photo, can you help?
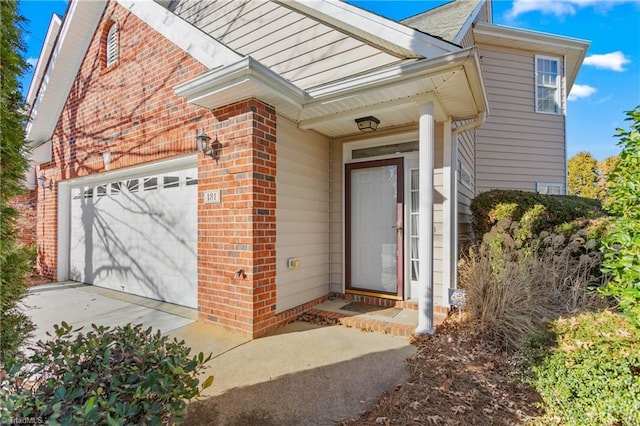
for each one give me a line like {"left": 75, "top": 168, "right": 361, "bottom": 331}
{"left": 355, "top": 116, "right": 380, "bottom": 132}
{"left": 38, "top": 173, "right": 51, "bottom": 190}
{"left": 197, "top": 128, "right": 216, "bottom": 159}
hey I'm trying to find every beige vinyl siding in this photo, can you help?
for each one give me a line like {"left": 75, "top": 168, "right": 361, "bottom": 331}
{"left": 171, "top": 0, "right": 402, "bottom": 89}
{"left": 457, "top": 2, "right": 490, "bottom": 48}
{"left": 459, "top": 29, "right": 475, "bottom": 48}
{"left": 457, "top": 127, "right": 475, "bottom": 240}
{"left": 475, "top": 43, "right": 566, "bottom": 194}
{"left": 329, "top": 140, "right": 343, "bottom": 294}
{"left": 276, "top": 116, "right": 330, "bottom": 312}
{"left": 433, "top": 124, "right": 444, "bottom": 306}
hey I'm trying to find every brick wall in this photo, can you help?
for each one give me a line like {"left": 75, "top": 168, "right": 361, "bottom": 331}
{"left": 198, "top": 100, "right": 278, "bottom": 338}
{"left": 36, "top": 1, "right": 211, "bottom": 277}
{"left": 35, "top": 2, "right": 280, "bottom": 337}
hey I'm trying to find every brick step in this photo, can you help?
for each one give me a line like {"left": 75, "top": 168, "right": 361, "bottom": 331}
{"left": 302, "top": 308, "right": 446, "bottom": 338}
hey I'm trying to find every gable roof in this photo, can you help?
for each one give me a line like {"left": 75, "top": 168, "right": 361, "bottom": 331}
{"left": 26, "top": 0, "right": 486, "bottom": 144}
{"left": 401, "top": 0, "right": 486, "bottom": 44}
{"left": 25, "top": 0, "right": 243, "bottom": 145}
{"left": 473, "top": 22, "right": 589, "bottom": 92}
{"left": 169, "top": 0, "right": 459, "bottom": 90}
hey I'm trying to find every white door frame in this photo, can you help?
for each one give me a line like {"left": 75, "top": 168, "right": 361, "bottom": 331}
{"left": 342, "top": 131, "right": 418, "bottom": 300}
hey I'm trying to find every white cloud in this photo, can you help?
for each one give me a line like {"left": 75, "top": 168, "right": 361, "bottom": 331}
{"left": 26, "top": 57, "right": 38, "bottom": 68}
{"left": 507, "top": 0, "right": 578, "bottom": 19}
{"left": 568, "top": 84, "right": 597, "bottom": 101}
{"left": 506, "top": 0, "right": 631, "bottom": 19}
{"left": 583, "top": 51, "right": 631, "bottom": 72}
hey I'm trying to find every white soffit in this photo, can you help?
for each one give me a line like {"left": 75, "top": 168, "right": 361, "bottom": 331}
{"left": 473, "top": 23, "right": 589, "bottom": 90}
{"left": 25, "top": 14, "right": 62, "bottom": 110}
{"left": 26, "top": 1, "right": 107, "bottom": 145}
{"left": 117, "top": 0, "right": 242, "bottom": 69}
{"left": 175, "top": 47, "right": 488, "bottom": 138}
{"left": 273, "top": 0, "right": 457, "bottom": 59}
{"left": 174, "top": 56, "right": 308, "bottom": 117}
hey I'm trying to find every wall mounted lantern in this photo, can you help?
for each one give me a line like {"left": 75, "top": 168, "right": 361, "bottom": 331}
{"left": 355, "top": 116, "right": 380, "bottom": 132}
{"left": 38, "top": 173, "right": 51, "bottom": 190}
{"left": 197, "top": 129, "right": 216, "bottom": 159}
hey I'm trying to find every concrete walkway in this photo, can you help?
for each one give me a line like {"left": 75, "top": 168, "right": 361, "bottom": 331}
{"left": 24, "top": 283, "right": 416, "bottom": 425}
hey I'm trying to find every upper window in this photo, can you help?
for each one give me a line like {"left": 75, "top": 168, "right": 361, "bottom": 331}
{"left": 535, "top": 55, "right": 560, "bottom": 114}
{"left": 105, "top": 23, "right": 118, "bottom": 68}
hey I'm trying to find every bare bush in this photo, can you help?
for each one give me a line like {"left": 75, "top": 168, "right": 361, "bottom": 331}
{"left": 459, "top": 219, "right": 609, "bottom": 352}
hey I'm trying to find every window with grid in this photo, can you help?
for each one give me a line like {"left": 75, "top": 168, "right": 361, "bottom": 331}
{"left": 535, "top": 55, "right": 560, "bottom": 114}
{"left": 410, "top": 169, "right": 419, "bottom": 282}
{"left": 106, "top": 23, "right": 118, "bottom": 68}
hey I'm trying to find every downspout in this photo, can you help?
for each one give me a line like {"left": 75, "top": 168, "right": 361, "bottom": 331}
{"left": 449, "top": 111, "right": 486, "bottom": 291}
{"left": 328, "top": 138, "right": 334, "bottom": 295}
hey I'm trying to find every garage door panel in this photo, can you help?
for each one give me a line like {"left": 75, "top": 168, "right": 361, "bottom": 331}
{"left": 70, "top": 168, "right": 197, "bottom": 308}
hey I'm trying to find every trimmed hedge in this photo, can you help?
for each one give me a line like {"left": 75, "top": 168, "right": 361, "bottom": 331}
{"left": 471, "top": 189, "right": 604, "bottom": 238}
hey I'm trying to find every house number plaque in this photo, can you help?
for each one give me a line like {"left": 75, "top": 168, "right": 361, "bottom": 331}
{"left": 203, "top": 189, "right": 221, "bottom": 204}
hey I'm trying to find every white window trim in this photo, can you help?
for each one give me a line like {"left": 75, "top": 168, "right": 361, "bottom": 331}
{"left": 458, "top": 160, "right": 473, "bottom": 190}
{"left": 535, "top": 54, "right": 561, "bottom": 115}
{"left": 536, "top": 182, "right": 564, "bottom": 195}
{"left": 106, "top": 23, "right": 118, "bottom": 68}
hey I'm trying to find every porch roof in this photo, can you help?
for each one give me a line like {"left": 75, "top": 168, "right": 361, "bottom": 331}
{"left": 174, "top": 47, "right": 489, "bottom": 138}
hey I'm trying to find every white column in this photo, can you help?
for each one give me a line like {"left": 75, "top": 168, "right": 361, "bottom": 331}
{"left": 442, "top": 119, "right": 453, "bottom": 294}
{"left": 415, "top": 101, "right": 435, "bottom": 335}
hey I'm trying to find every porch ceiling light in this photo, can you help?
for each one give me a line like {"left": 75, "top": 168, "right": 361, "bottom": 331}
{"left": 197, "top": 128, "right": 216, "bottom": 159}
{"left": 355, "top": 116, "right": 380, "bottom": 132}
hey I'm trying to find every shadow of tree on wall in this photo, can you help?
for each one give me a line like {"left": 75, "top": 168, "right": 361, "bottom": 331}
{"left": 37, "top": 5, "right": 213, "bottom": 303}
{"left": 70, "top": 175, "right": 197, "bottom": 307}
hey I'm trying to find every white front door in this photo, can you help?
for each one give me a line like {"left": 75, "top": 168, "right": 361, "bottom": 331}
{"left": 346, "top": 158, "right": 404, "bottom": 298}
{"left": 69, "top": 167, "right": 198, "bottom": 308}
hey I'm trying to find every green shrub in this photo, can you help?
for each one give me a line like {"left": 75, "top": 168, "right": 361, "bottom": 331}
{"left": 0, "top": 322, "right": 213, "bottom": 425}
{"left": 601, "top": 106, "right": 640, "bottom": 328}
{"left": 0, "top": 0, "right": 34, "bottom": 367}
{"left": 471, "top": 189, "right": 604, "bottom": 238}
{"left": 531, "top": 311, "right": 640, "bottom": 425}
{"left": 0, "top": 237, "right": 34, "bottom": 365}
{"left": 459, "top": 218, "right": 608, "bottom": 352}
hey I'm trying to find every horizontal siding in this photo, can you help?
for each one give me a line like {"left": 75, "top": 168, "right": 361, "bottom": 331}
{"left": 171, "top": 0, "right": 400, "bottom": 89}
{"left": 329, "top": 140, "right": 343, "bottom": 293}
{"left": 276, "top": 116, "right": 330, "bottom": 312}
{"left": 476, "top": 43, "right": 566, "bottom": 194}
{"left": 457, "top": 126, "right": 475, "bottom": 242}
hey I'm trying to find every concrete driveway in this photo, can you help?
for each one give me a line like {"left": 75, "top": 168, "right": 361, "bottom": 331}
{"left": 24, "top": 282, "right": 417, "bottom": 425}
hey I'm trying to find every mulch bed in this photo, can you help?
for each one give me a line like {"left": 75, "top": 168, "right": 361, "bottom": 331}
{"left": 28, "top": 271, "right": 53, "bottom": 287}
{"left": 340, "top": 316, "right": 544, "bottom": 425}
{"left": 295, "top": 312, "right": 341, "bottom": 326}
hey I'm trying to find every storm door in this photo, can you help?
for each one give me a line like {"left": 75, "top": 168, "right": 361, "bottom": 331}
{"left": 346, "top": 158, "right": 404, "bottom": 299}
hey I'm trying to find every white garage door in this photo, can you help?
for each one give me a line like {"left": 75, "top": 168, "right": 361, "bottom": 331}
{"left": 69, "top": 167, "right": 198, "bottom": 308}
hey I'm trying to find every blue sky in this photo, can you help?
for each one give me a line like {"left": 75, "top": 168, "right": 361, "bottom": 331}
{"left": 19, "top": 0, "right": 640, "bottom": 161}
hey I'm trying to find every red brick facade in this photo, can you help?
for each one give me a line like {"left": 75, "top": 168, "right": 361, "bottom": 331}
{"left": 35, "top": 1, "right": 280, "bottom": 338}
{"left": 197, "top": 101, "right": 278, "bottom": 338}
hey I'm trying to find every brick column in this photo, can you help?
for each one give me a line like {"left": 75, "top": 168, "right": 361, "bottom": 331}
{"left": 197, "top": 99, "right": 277, "bottom": 338}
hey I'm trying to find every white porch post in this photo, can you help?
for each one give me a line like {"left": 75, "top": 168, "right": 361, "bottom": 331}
{"left": 442, "top": 119, "right": 453, "bottom": 293}
{"left": 415, "top": 101, "right": 435, "bottom": 335}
